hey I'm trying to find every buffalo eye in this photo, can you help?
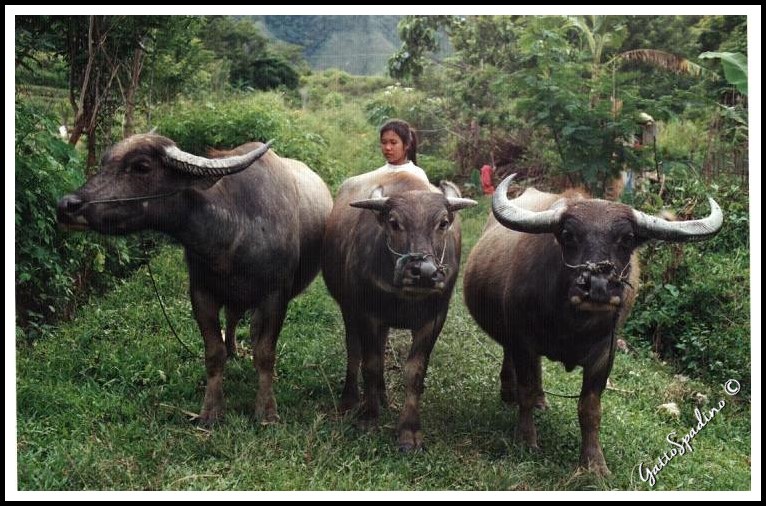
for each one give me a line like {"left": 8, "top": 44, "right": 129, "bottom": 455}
{"left": 438, "top": 219, "right": 450, "bottom": 231}
{"left": 559, "top": 228, "right": 576, "bottom": 247}
{"left": 618, "top": 232, "right": 635, "bottom": 250}
{"left": 133, "top": 161, "right": 152, "bottom": 173}
{"left": 388, "top": 218, "right": 402, "bottom": 231}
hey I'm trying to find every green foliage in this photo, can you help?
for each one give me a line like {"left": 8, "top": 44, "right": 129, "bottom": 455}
{"left": 154, "top": 93, "right": 342, "bottom": 188}
{"left": 15, "top": 100, "right": 149, "bottom": 338}
{"left": 699, "top": 52, "right": 748, "bottom": 95}
{"left": 620, "top": 15, "right": 703, "bottom": 56}
{"left": 302, "top": 70, "right": 393, "bottom": 107}
{"left": 203, "top": 17, "right": 301, "bottom": 92}
{"left": 657, "top": 119, "right": 705, "bottom": 163}
{"left": 512, "top": 21, "right": 645, "bottom": 194}
{"left": 389, "top": 16, "right": 446, "bottom": 80}
{"left": 625, "top": 170, "right": 750, "bottom": 392}
{"left": 364, "top": 84, "right": 449, "bottom": 157}
{"left": 418, "top": 154, "right": 458, "bottom": 183}
{"left": 147, "top": 28, "right": 224, "bottom": 103}
{"left": 695, "top": 16, "right": 748, "bottom": 54}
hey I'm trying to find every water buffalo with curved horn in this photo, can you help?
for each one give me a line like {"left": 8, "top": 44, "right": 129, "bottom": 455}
{"left": 57, "top": 133, "right": 333, "bottom": 425}
{"left": 322, "top": 171, "right": 476, "bottom": 451}
{"left": 463, "top": 174, "right": 722, "bottom": 474}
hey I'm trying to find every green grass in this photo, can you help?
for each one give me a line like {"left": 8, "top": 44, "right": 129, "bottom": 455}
{"left": 15, "top": 197, "right": 751, "bottom": 491}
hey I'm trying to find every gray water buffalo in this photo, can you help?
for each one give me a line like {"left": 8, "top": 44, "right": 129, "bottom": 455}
{"left": 463, "top": 174, "right": 722, "bottom": 474}
{"left": 57, "top": 133, "right": 333, "bottom": 425}
{"left": 322, "top": 170, "right": 476, "bottom": 450}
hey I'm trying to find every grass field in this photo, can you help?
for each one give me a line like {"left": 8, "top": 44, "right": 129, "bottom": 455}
{"left": 14, "top": 196, "right": 751, "bottom": 492}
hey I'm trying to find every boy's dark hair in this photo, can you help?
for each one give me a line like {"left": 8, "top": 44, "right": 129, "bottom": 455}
{"left": 380, "top": 119, "right": 418, "bottom": 165}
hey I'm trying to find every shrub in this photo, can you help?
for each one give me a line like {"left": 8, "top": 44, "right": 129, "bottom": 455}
{"left": 657, "top": 119, "right": 705, "bottom": 164}
{"left": 155, "top": 92, "right": 343, "bottom": 188}
{"left": 15, "top": 100, "right": 150, "bottom": 340}
{"left": 624, "top": 168, "right": 750, "bottom": 393}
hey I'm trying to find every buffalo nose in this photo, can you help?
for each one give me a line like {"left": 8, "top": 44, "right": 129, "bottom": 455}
{"left": 588, "top": 276, "right": 610, "bottom": 303}
{"left": 419, "top": 261, "right": 438, "bottom": 281}
{"left": 57, "top": 194, "right": 84, "bottom": 216}
{"left": 405, "top": 261, "right": 439, "bottom": 282}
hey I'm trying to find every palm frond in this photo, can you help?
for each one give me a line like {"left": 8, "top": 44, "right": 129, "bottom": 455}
{"left": 609, "top": 49, "right": 710, "bottom": 78}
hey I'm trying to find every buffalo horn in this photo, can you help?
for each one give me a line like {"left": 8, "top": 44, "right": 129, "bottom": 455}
{"left": 492, "top": 174, "right": 564, "bottom": 234}
{"left": 163, "top": 139, "right": 274, "bottom": 176}
{"left": 634, "top": 197, "right": 723, "bottom": 242}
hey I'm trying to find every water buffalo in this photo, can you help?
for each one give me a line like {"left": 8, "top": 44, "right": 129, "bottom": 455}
{"left": 57, "top": 133, "right": 333, "bottom": 425}
{"left": 322, "top": 170, "right": 476, "bottom": 450}
{"left": 463, "top": 174, "right": 722, "bottom": 474}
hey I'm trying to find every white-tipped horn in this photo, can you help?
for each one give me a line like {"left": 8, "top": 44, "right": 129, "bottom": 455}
{"left": 163, "top": 140, "right": 274, "bottom": 176}
{"left": 634, "top": 197, "right": 723, "bottom": 242}
{"left": 492, "top": 174, "right": 564, "bottom": 234}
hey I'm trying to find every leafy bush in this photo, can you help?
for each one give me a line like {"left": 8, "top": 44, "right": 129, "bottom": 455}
{"left": 364, "top": 84, "right": 450, "bottom": 157}
{"left": 155, "top": 92, "right": 343, "bottom": 188}
{"left": 15, "top": 100, "right": 150, "bottom": 340}
{"left": 418, "top": 154, "right": 458, "bottom": 183}
{"left": 657, "top": 119, "right": 705, "bottom": 163}
{"left": 624, "top": 169, "right": 750, "bottom": 393}
{"left": 302, "top": 70, "right": 393, "bottom": 107}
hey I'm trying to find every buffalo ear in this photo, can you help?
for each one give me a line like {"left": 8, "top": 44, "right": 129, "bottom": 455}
{"left": 439, "top": 180, "right": 462, "bottom": 198}
{"left": 350, "top": 186, "right": 389, "bottom": 212}
{"left": 440, "top": 181, "right": 477, "bottom": 212}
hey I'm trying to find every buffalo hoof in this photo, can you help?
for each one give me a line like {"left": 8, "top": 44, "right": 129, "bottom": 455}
{"left": 579, "top": 451, "right": 610, "bottom": 476}
{"left": 197, "top": 409, "right": 224, "bottom": 427}
{"left": 398, "top": 429, "right": 425, "bottom": 452}
{"left": 254, "top": 398, "right": 279, "bottom": 424}
{"left": 514, "top": 425, "right": 539, "bottom": 449}
{"left": 502, "top": 391, "right": 548, "bottom": 411}
{"left": 398, "top": 442, "right": 427, "bottom": 453}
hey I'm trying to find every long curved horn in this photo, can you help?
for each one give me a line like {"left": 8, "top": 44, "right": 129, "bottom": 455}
{"left": 350, "top": 186, "right": 389, "bottom": 211}
{"left": 634, "top": 197, "right": 723, "bottom": 242}
{"left": 492, "top": 174, "right": 564, "bottom": 234}
{"left": 446, "top": 197, "right": 478, "bottom": 211}
{"left": 163, "top": 139, "right": 274, "bottom": 176}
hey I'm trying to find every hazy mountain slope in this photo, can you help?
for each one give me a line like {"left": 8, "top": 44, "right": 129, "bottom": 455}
{"left": 258, "top": 15, "right": 403, "bottom": 75}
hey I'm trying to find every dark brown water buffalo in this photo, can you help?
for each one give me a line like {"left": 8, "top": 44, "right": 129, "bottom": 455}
{"left": 57, "top": 133, "right": 333, "bottom": 425}
{"left": 463, "top": 174, "right": 722, "bottom": 474}
{"left": 322, "top": 170, "right": 476, "bottom": 450}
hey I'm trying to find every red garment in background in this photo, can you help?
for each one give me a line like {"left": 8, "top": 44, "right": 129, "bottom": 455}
{"left": 480, "top": 164, "right": 495, "bottom": 195}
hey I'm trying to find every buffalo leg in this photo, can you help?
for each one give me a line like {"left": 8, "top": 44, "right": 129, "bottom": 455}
{"left": 358, "top": 317, "right": 388, "bottom": 423}
{"left": 502, "top": 350, "right": 547, "bottom": 409}
{"left": 531, "top": 356, "right": 549, "bottom": 410}
{"left": 398, "top": 311, "right": 445, "bottom": 451}
{"left": 511, "top": 346, "right": 539, "bottom": 448}
{"left": 252, "top": 292, "right": 288, "bottom": 424}
{"left": 578, "top": 339, "right": 614, "bottom": 475}
{"left": 339, "top": 311, "right": 362, "bottom": 413}
{"left": 190, "top": 287, "right": 225, "bottom": 425}
{"left": 500, "top": 346, "right": 517, "bottom": 404}
{"left": 224, "top": 306, "right": 244, "bottom": 360}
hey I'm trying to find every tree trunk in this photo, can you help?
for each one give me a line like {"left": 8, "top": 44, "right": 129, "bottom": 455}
{"left": 69, "top": 16, "right": 97, "bottom": 147}
{"left": 123, "top": 46, "right": 145, "bottom": 138}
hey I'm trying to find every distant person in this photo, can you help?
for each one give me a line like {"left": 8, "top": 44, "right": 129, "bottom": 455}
{"left": 337, "top": 119, "right": 430, "bottom": 196}
{"left": 374, "top": 119, "right": 428, "bottom": 182}
{"left": 480, "top": 163, "right": 495, "bottom": 195}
